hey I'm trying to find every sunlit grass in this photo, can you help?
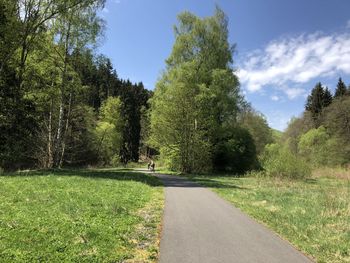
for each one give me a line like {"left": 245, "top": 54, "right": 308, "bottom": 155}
{"left": 0, "top": 169, "right": 163, "bottom": 262}
{"left": 190, "top": 173, "right": 350, "bottom": 263}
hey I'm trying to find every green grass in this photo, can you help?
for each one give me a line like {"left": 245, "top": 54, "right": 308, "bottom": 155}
{"left": 189, "top": 174, "right": 350, "bottom": 263}
{"left": 0, "top": 169, "right": 164, "bottom": 262}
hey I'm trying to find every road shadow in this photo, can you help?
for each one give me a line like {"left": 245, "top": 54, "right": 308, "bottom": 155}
{"left": 2, "top": 168, "right": 163, "bottom": 187}
{"left": 157, "top": 174, "right": 247, "bottom": 190}
{"left": 190, "top": 177, "right": 248, "bottom": 190}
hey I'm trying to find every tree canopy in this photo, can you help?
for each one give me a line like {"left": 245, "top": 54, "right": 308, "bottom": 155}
{"left": 149, "top": 8, "right": 261, "bottom": 173}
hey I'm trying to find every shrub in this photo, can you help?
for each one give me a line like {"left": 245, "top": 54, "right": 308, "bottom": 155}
{"left": 213, "top": 127, "right": 258, "bottom": 174}
{"left": 261, "top": 143, "right": 311, "bottom": 179}
{"left": 298, "top": 126, "right": 329, "bottom": 167}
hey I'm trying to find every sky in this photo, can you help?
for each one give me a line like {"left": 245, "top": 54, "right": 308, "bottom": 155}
{"left": 97, "top": 0, "right": 350, "bottom": 131}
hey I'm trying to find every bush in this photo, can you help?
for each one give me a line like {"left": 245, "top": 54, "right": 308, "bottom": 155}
{"left": 261, "top": 143, "right": 311, "bottom": 179}
{"left": 213, "top": 127, "right": 258, "bottom": 174}
{"left": 298, "top": 126, "right": 329, "bottom": 167}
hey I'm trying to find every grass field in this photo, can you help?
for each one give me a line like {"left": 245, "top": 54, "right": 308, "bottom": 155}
{"left": 189, "top": 173, "right": 350, "bottom": 263}
{"left": 0, "top": 169, "right": 164, "bottom": 262}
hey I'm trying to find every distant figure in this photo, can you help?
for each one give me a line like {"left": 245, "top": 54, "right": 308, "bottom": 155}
{"left": 147, "top": 162, "right": 151, "bottom": 170}
{"left": 150, "top": 160, "right": 155, "bottom": 172}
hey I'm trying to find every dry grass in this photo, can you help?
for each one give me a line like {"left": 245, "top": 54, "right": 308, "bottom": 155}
{"left": 312, "top": 167, "right": 350, "bottom": 180}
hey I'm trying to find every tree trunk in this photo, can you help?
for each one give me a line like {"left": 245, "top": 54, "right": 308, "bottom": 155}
{"left": 47, "top": 98, "right": 53, "bottom": 168}
{"left": 59, "top": 91, "right": 72, "bottom": 167}
{"left": 54, "top": 20, "right": 71, "bottom": 168}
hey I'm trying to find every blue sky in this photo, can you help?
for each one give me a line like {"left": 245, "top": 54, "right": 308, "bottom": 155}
{"left": 98, "top": 0, "right": 350, "bottom": 131}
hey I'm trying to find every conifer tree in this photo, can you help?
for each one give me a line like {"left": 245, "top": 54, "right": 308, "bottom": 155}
{"left": 334, "top": 78, "right": 347, "bottom": 98}
{"left": 305, "top": 82, "right": 332, "bottom": 127}
{"left": 323, "top": 87, "right": 333, "bottom": 107}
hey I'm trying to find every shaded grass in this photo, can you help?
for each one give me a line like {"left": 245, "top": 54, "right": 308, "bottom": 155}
{"left": 189, "top": 174, "right": 350, "bottom": 263}
{"left": 0, "top": 169, "right": 163, "bottom": 262}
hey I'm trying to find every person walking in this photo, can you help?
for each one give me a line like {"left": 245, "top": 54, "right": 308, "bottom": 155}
{"left": 150, "top": 160, "right": 155, "bottom": 172}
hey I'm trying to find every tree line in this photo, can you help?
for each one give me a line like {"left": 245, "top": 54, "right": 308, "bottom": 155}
{"left": 285, "top": 78, "right": 350, "bottom": 167}
{"left": 1, "top": 4, "right": 274, "bottom": 174}
{"left": 0, "top": 0, "right": 151, "bottom": 170}
{"left": 262, "top": 78, "right": 350, "bottom": 179}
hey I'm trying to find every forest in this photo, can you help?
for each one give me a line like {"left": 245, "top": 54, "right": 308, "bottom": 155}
{"left": 273, "top": 79, "right": 350, "bottom": 178}
{"left": 0, "top": 0, "right": 152, "bottom": 170}
{"left": 1, "top": 0, "right": 350, "bottom": 177}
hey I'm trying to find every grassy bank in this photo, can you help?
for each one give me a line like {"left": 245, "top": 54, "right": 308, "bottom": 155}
{"left": 189, "top": 173, "right": 350, "bottom": 263}
{"left": 0, "top": 169, "right": 164, "bottom": 262}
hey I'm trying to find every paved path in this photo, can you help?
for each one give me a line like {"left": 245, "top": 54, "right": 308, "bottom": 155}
{"left": 157, "top": 174, "right": 313, "bottom": 263}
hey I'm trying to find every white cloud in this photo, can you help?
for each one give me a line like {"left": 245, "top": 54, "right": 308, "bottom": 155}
{"left": 270, "top": 95, "right": 279, "bottom": 101}
{"left": 284, "top": 87, "right": 306, "bottom": 100}
{"left": 237, "top": 31, "right": 350, "bottom": 97}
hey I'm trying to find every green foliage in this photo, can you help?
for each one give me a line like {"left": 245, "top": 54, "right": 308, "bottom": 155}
{"left": 305, "top": 82, "right": 332, "bottom": 127}
{"left": 167, "top": 7, "right": 233, "bottom": 71}
{"left": 72, "top": 52, "right": 152, "bottom": 165}
{"left": 213, "top": 127, "right": 257, "bottom": 174}
{"left": 0, "top": 0, "right": 20, "bottom": 70}
{"left": 271, "top": 129, "right": 283, "bottom": 142}
{"left": 150, "top": 8, "right": 245, "bottom": 173}
{"left": 261, "top": 144, "right": 311, "bottom": 179}
{"left": 323, "top": 96, "right": 350, "bottom": 144}
{"left": 282, "top": 78, "right": 350, "bottom": 170}
{"left": 334, "top": 78, "right": 347, "bottom": 98}
{"left": 0, "top": 1, "right": 151, "bottom": 169}
{"left": 151, "top": 62, "right": 213, "bottom": 173}
{"left": 323, "top": 96, "right": 350, "bottom": 165}
{"left": 95, "top": 97, "right": 123, "bottom": 165}
{"left": 0, "top": 66, "right": 38, "bottom": 169}
{"left": 64, "top": 105, "right": 99, "bottom": 166}
{"left": 282, "top": 112, "right": 314, "bottom": 154}
{"left": 119, "top": 81, "right": 151, "bottom": 164}
{"left": 239, "top": 110, "right": 273, "bottom": 155}
{"left": 0, "top": 0, "right": 38, "bottom": 170}
{"left": 297, "top": 126, "right": 343, "bottom": 167}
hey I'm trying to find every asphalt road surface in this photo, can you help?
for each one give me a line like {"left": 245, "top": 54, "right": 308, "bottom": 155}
{"left": 157, "top": 174, "right": 313, "bottom": 263}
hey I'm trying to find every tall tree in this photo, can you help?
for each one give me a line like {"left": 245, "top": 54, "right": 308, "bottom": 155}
{"left": 305, "top": 82, "right": 332, "bottom": 127}
{"left": 119, "top": 81, "right": 150, "bottom": 163}
{"left": 95, "top": 97, "right": 124, "bottom": 165}
{"left": 150, "top": 7, "right": 242, "bottom": 173}
{"left": 334, "top": 78, "right": 347, "bottom": 98}
{"left": 0, "top": 0, "right": 38, "bottom": 169}
{"left": 0, "top": 0, "right": 20, "bottom": 73}
{"left": 239, "top": 109, "right": 273, "bottom": 155}
{"left": 324, "top": 97, "right": 350, "bottom": 148}
{"left": 50, "top": 0, "right": 105, "bottom": 167}
{"left": 14, "top": 0, "right": 98, "bottom": 91}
